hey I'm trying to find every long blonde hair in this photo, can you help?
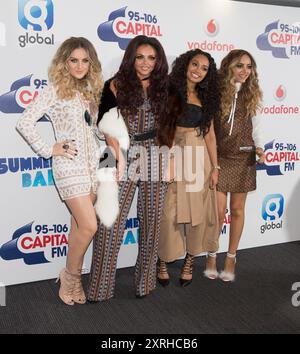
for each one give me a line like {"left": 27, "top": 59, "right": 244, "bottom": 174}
{"left": 219, "top": 49, "right": 262, "bottom": 119}
{"left": 48, "top": 37, "right": 103, "bottom": 104}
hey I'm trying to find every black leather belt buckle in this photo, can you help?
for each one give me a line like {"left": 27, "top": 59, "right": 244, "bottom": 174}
{"left": 131, "top": 129, "right": 156, "bottom": 141}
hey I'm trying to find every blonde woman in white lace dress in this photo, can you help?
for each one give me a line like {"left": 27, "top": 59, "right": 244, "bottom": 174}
{"left": 16, "top": 37, "right": 104, "bottom": 305}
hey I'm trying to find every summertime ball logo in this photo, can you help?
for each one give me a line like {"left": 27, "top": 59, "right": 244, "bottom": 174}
{"left": 123, "top": 218, "right": 139, "bottom": 245}
{"left": 256, "top": 20, "right": 300, "bottom": 58}
{"left": 188, "top": 18, "right": 234, "bottom": 52}
{"left": 260, "top": 194, "right": 284, "bottom": 234}
{"left": 98, "top": 6, "right": 162, "bottom": 50}
{"left": 18, "top": 0, "right": 55, "bottom": 47}
{"left": 0, "top": 221, "right": 68, "bottom": 265}
{"left": 0, "top": 156, "right": 54, "bottom": 189}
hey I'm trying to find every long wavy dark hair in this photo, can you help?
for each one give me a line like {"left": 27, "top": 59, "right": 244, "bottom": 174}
{"left": 114, "top": 35, "right": 168, "bottom": 122}
{"left": 158, "top": 49, "right": 220, "bottom": 147}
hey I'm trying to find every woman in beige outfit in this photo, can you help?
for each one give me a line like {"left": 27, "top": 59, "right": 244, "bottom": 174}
{"left": 157, "top": 49, "right": 221, "bottom": 287}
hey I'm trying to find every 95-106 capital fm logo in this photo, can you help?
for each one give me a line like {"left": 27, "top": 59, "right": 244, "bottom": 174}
{"left": 18, "top": 0, "right": 55, "bottom": 48}
{"left": 260, "top": 194, "right": 284, "bottom": 234}
{"left": 257, "top": 139, "right": 299, "bottom": 176}
{"left": 98, "top": 6, "right": 162, "bottom": 50}
{"left": 0, "top": 219, "right": 138, "bottom": 266}
{"left": 0, "top": 75, "right": 48, "bottom": 115}
{"left": 256, "top": 20, "right": 300, "bottom": 58}
{"left": 0, "top": 222, "right": 69, "bottom": 265}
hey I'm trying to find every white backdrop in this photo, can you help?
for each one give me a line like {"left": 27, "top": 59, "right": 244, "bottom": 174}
{"left": 0, "top": 0, "right": 299, "bottom": 285}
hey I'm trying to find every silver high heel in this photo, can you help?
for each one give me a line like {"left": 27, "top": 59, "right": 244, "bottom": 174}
{"left": 203, "top": 252, "right": 219, "bottom": 280}
{"left": 219, "top": 253, "right": 236, "bottom": 282}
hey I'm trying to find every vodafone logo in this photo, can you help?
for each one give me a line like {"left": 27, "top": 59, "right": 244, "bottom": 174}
{"left": 188, "top": 18, "right": 234, "bottom": 52}
{"left": 274, "top": 85, "right": 286, "bottom": 101}
{"left": 205, "top": 19, "right": 219, "bottom": 37}
{"left": 260, "top": 84, "right": 299, "bottom": 115}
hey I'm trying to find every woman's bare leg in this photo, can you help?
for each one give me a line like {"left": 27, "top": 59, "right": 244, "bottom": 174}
{"left": 205, "top": 191, "right": 228, "bottom": 272}
{"left": 223, "top": 192, "right": 248, "bottom": 274}
{"left": 65, "top": 193, "right": 97, "bottom": 274}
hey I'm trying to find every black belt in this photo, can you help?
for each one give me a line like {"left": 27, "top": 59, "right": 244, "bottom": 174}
{"left": 130, "top": 129, "right": 156, "bottom": 141}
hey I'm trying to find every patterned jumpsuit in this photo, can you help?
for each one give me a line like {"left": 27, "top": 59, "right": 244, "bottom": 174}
{"left": 87, "top": 99, "right": 167, "bottom": 301}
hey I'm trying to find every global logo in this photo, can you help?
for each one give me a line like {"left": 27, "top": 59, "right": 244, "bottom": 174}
{"left": 0, "top": 75, "right": 48, "bottom": 117}
{"left": 18, "top": 0, "right": 54, "bottom": 31}
{"left": 274, "top": 84, "right": 286, "bottom": 101}
{"left": 205, "top": 19, "right": 219, "bottom": 37}
{"left": 97, "top": 6, "right": 162, "bottom": 50}
{"left": 256, "top": 20, "right": 300, "bottom": 58}
{"left": 18, "top": 0, "right": 55, "bottom": 47}
{"left": 262, "top": 194, "right": 284, "bottom": 221}
{"left": 0, "top": 222, "right": 68, "bottom": 265}
{"left": 260, "top": 194, "right": 284, "bottom": 234}
{"left": 256, "top": 139, "right": 299, "bottom": 176}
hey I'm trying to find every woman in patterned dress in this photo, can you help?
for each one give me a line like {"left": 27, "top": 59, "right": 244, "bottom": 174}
{"left": 16, "top": 37, "right": 104, "bottom": 305}
{"left": 215, "top": 49, "right": 265, "bottom": 282}
{"left": 87, "top": 35, "right": 169, "bottom": 301}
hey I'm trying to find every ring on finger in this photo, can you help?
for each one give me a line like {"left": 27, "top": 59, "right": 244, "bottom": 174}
{"left": 62, "top": 143, "right": 69, "bottom": 153}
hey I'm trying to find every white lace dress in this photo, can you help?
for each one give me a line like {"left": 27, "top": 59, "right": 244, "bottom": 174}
{"left": 16, "top": 84, "right": 100, "bottom": 200}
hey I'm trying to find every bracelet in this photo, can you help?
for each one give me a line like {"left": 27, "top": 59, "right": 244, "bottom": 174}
{"left": 212, "top": 165, "right": 221, "bottom": 170}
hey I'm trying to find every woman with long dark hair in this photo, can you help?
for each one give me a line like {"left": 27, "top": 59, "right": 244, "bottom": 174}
{"left": 87, "top": 35, "right": 169, "bottom": 301}
{"left": 157, "top": 49, "right": 221, "bottom": 287}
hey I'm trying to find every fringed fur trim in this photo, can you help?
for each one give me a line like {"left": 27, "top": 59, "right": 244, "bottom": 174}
{"left": 98, "top": 107, "right": 130, "bottom": 151}
{"left": 94, "top": 167, "right": 119, "bottom": 228}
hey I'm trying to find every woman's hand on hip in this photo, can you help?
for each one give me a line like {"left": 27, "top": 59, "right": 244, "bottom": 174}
{"left": 52, "top": 140, "right": 77, "bottom": 160}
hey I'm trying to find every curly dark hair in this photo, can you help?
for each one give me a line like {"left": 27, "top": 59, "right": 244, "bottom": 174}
{"left": 170, "top": 49, "right": 220, "bottom": 135}
{"left": 114, "top": 35, "right": 168, "bottom": 122}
